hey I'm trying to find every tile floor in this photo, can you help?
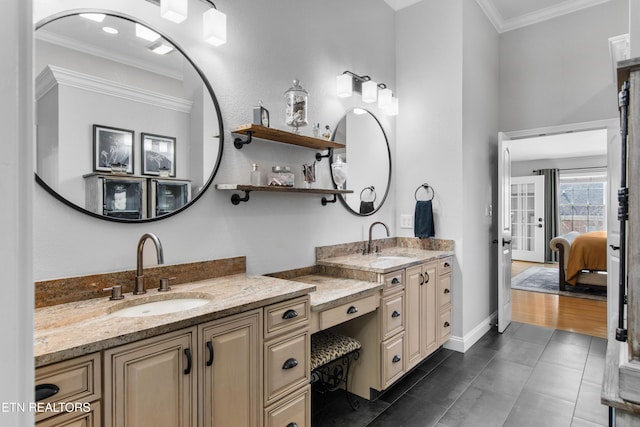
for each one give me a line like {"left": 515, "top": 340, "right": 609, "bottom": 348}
{"left": 311, "top": 322, "right": 609, "bottom": 427}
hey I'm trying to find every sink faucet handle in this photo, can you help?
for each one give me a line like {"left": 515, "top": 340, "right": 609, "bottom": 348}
{"left": 158, "top": 277, "right": 175, "bottom": 292}
{"left": 103, "top": 285, "right": 124, "bottom": 301}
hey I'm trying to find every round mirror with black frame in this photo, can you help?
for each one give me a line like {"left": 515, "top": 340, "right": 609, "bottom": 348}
{"left": 330, "top": 108, "right": 391, "bottom": 216}
{"left": 34, "top": 12, "right": 223, "bottom": 222}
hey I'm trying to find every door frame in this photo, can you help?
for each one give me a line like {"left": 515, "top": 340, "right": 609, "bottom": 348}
{"left": 498, "top": 119, "right": 619, "bottom": 328}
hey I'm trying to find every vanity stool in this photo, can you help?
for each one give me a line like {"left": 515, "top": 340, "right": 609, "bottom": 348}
{"left": 310, "top": 330, "right": 361, "bottom": 410}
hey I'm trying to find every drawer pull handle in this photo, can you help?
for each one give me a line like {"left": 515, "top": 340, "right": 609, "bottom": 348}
{"left": 283, "top": 358, "right": 299, "bottom": 370}
{"left": 391, "top": 310, "right": 401, "bottom": 318}
{"left": 419, "top": 273, "right": 424, "bottom": 286}
{"left": 391, "top": 277, "right": 400, "bottom": 284}
{"left": 444, "top": 262, "right": 450, "bottom": 268}
{"left": 444, "top": 321, "right": 450, "bottom": 328}
{"left": 282, "top": 309, "right": 299, "bottom": 319}
{"left": 392, "top": 355, "right": 401, "bottom": 364}
{"left": 286, "top": 423, "right": 299, "bottom": 427}
{"left": 444, "top": 288, "right": 450, "bottom": 294}
{"left": 35, "top": 384, "right": 60, "bottom": 402}
{"left": 184, "top": 348, "right": 192, "bottom": 375}
{"left": 424, "top": 271, "right": 430, "bottom": 284}
{"left": 206, "top": 341, "right": 214, "bottom": 366}
{"left": 347, "top": 306, "right": 358, "bottom": 314}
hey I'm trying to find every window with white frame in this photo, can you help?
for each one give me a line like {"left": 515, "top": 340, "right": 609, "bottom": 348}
{"left": 558, "top": 172, "right": 607, "bottom": 234}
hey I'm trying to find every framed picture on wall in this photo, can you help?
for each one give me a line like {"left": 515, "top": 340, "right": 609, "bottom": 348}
{"left": 141, "top": 133, "right": 176, "bottom": 177}
{"left": 93, "top": 124, "right": 134, "bottom": 174}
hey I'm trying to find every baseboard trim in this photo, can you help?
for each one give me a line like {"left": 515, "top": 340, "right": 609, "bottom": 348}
{"left": 444, "top": 311, "right": 497, "bottom": 353}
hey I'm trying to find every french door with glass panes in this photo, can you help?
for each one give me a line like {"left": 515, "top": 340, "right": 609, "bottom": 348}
{"left": 511, "top": 176, "right": 545, "bottom": 263}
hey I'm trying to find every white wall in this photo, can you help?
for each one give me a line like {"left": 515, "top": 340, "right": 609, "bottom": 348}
{"left": 1, "top": 1, "right": 33, "bottom": 424}
{"left": 33, "top": 0, "right": 396, "bottom": 280}
{"left": 499, "top": 0, "right": 629, "bottom": 132}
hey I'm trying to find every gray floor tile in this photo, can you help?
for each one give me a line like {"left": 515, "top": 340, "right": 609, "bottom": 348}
{"left": 471, "top": 358, "right": 533, "bottom": 396}
{"left": 524, "top": 360, "right": 583, "bottom": 403}
{"left": 574, "top": 381, "right": 609, "bottom": 426}
{"left": 551, "top": 330, "right": 592, "bottom": 348}
{"left": 571, "top": 416, "right": 607, "bottom": 427}
{"left": 406, "top": 365, "right": 478, "bottom": 408}
{"left": 368, "top": 394, "right": 448, "bottom": 427}
{"left": 588, "top": 337, "right": 607, "bottom": 357}
{"left": 378, "top": 366, "right": 429, "bottom": 404}
{"left": 512, "top": 323, "right": 555, "bottom": 346}
{"left": 492, "top": 336, "right": 546, "bottom": 367}
{"left": 312, "top": 391, "right": 390, "bottom": 427}
{"left": 436, "top": 383, "right": 518, "bottom": 427}
{"left": 503, "top": 388, "right": 575, "bottom": 427}
{"left": 582, "top": 353, "right": 605, "bottom": 385}
{"left": 539, "top": 340, "right": 589, "bottom": 371}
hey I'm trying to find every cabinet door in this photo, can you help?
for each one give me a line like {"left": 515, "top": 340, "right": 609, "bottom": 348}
{"left": 200, "top": 310, "right": 261, "bottom": 427}
{"left": 103, "top": 327, "right": 197, "bottom": 427}
{"left": 422, "top": 262, "right": 438, "bottom": 358}
{"left": 405, "top": 265, "right": 422, "bottom": 369}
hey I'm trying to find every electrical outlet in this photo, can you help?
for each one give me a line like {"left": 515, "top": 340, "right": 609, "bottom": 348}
{"left": 400, "top": 214, "right": 413, "bottom": 229}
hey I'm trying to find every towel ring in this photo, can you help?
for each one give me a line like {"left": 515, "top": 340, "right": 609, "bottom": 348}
{"left": 360, "top": 186, "right": 377, "bottom": 203}
{"left": 414, "top": 183, "right": 434, "bottom": 201}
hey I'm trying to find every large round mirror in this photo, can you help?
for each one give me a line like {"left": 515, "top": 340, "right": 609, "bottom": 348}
{"left": 331, "top": 109, "right": 391, "bottom": 216}
{"left": 35, "top": 12, "right": 223, "bottom": 222}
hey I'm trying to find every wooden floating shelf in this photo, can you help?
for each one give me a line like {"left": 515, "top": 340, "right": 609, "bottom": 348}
{"left": 232, "top": 124, "right": 345, "bottom": 150}
{"left": 216, "top": 184, "right": 352, "bottom": 205}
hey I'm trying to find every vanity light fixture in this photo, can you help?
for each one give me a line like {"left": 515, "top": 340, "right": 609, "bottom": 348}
{"left": 153, "top": 0, "right": 227, "bottom": 47}
{"left": 353, "top": 108, "right": 367, "bottom": 115}
{"left": 135, "top": 23, "right": 161, "bottom": 42}
{"left": 149, "top": 41, "right": 174, "bottom": 55}
{"left": 102, "top": 26, "right": 119, "bottom": 35}
{"left": 336, "top": 70, "right": 399, "bottom": 115}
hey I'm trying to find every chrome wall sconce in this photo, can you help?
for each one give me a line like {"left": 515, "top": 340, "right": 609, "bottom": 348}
{"left": 148, "top": 0, "right": 227, "bottom": 46}
{"left": 336, "top": 71, "right": 398, "bottom": 116}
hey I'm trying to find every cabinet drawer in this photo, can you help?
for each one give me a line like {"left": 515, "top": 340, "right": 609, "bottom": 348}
{"left": 381, "top": 333, "right": 405, "bottom": 389}
{"left": 438, "top": 307, "right": 452, "bottom": 344}
{"left": 265, "top": 296, "right": 310, "bottom": 340}
{"left": 36, "top": 401, "right": 101, "bottom": 427}
{"left": 35, "top": 353, "right": 101, "bottom": 422}
{"left": 381, "top": 290, "right": 404, "bottom": 340}
{"left": 319, "top": 294, "right": 378, "bottom": 330}
{"left": 264, "top": 385, "right": 310, "bottom": 427}
{"left": 437, "top": 257, "right": 452, "bottom": 275}
{"left": 265, "top": 330, "right": 310, "bottom": 406}
{"left": 438, "top": 273, "right": 451, "bottom": 308}
{"left": 381, "top": 270, "right": 405, "bottom": 292}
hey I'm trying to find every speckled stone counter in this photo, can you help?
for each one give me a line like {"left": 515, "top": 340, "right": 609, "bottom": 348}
{"left": 316, "top": 247, "right": 453, "bottom": 274}
{"left": 35, "top": 274, "right": 315, "bottom": 367}
{"left": 290, "top": 274, "right": 384, "bottom": 312}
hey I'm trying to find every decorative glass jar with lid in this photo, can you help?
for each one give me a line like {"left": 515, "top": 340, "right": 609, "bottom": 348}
{"left": 284, "top": 79, "right": 308, "bottom": 133}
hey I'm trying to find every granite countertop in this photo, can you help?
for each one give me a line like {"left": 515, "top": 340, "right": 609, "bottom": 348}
{"left": 34, "top": 274, "right": 315, "bottom": 367}
{"left": 317, "top": 248, "right": 453, "bottom": 273}
{"left": 290, "top": 274, "right": 384, "bottom": 312}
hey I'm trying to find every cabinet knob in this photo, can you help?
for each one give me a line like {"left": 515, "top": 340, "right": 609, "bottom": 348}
{"left": 391, "top": 310, "right": 401, "bottom": 318}
{"left": 286, "top": 423, "right": 299, "bottom": 427}
{"left": 282, "top": 309, "right": 299, "bottom": 320}
{"left": 444, "top": 262, "right": 450, "bottom": 268}
{"left": 282, "top": 358, "right": 299, "bottom": 370}
{"left": 391, "top": 277, "right": 400, "bottom": 285}
{"left": 392, "top": 355, "right": 401, "bottom": 364}
{"left": 443, "top": 321, "right": 450, "bottom": 328}
{"left": 444, "top": 288, "right": 450, "bottom": 294}
{"left": 347, "top": 306, "right": 358, "bottom": 315}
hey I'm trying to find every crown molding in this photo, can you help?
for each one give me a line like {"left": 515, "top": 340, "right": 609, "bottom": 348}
{"left": 476, "top": 0, "right": 613, "bottom": 33}
{"left": 36, "top": 65, "right": 193, "bottom": 114}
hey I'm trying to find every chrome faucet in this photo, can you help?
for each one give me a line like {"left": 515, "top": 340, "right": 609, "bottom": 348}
{"left": 134, "top": 233, "right": 164, "bottom": 295}
{"left": 367, "top": 221, "right": 390, "bottom": 255}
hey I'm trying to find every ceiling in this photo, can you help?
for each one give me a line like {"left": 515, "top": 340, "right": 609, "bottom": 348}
{"left": 508, "top": 129, "right": 608, "bottom": 162}
{"left": 384, "top": 0, "right": 614, "bottom": 33}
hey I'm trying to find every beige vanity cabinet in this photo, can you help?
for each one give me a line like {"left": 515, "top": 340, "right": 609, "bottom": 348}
{"left": 263, "top": 296, "right": 311, "bottom": 427}
{"left": 103, "top": 327, "right": 197, "bottom": 427}
{"left": 199, "top": 309, "right": 262, "bottom": 427}
{"left": 405, "top": 261, "right": 438, "bottom": 370}
{"left": 35, "top": 353, "right": 101, "bottom": 427}
{"left": 437, "top": 257, "right": 453, "bottom": 345}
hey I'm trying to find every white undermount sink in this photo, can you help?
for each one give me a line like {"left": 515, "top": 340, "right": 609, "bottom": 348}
{"left": 370, "top": 255, "right": 415, "bottom": 267}
{"left": 111, "top": 297, "right": 210, "bottom": 318}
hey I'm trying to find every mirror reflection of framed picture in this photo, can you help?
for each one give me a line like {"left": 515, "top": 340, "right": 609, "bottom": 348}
{"left": 141, "top": 133, "right": 176, "bottom": 177}
{"left": 93, "top": 124, "right": 134, "bottom": 174}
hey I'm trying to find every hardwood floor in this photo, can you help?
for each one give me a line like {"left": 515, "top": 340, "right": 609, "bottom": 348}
{"left": 511, "top": 260, "right": 607, "bottom": 338}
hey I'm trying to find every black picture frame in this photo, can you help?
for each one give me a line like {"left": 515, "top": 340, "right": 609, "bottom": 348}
{"left": 141, "top": 133, "right": 176, "bottom": 177}
{"left": 93, "top": 124, "right": 134, "bottom": 174}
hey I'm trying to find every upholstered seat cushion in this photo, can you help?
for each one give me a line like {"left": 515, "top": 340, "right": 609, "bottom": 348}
{"left": 310, "top": 331, "right": 361, "bottom": 371}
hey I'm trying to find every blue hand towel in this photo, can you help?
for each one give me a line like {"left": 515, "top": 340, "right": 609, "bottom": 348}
{"left": 414, "top": 200, "right": 435, "bottom": 238}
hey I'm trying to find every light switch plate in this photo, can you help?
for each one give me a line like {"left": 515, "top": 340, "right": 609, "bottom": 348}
{"left": 400, "top": 214, "right": 413, "bottom": 229}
